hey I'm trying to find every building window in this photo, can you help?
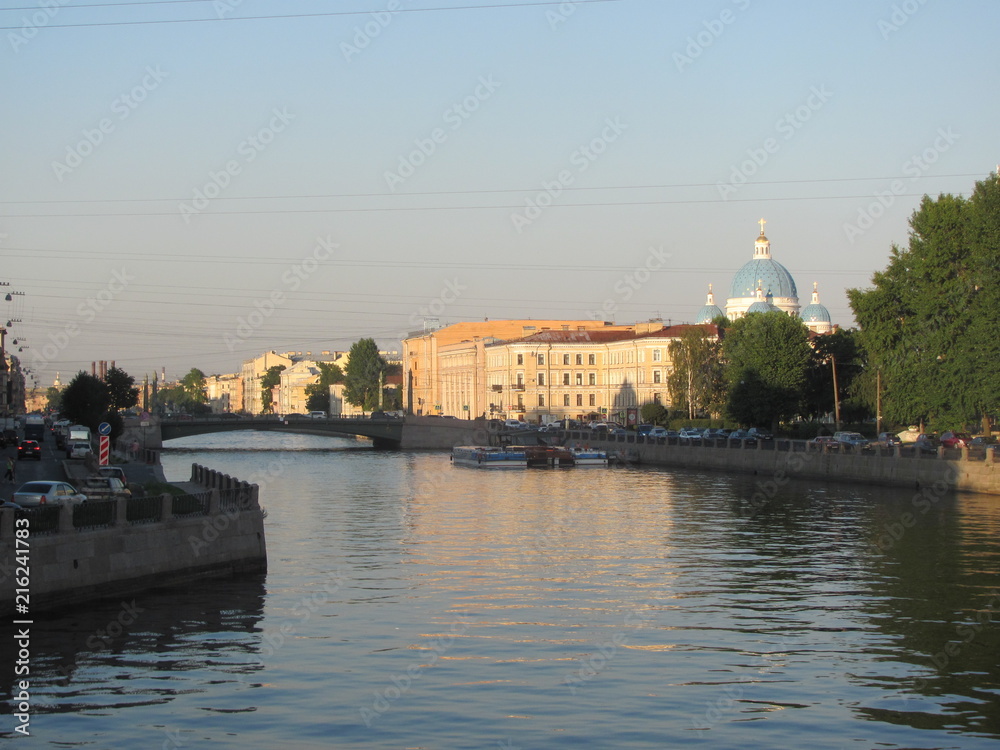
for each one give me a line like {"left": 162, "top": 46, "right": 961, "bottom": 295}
{"left": 589, "top": 354, "right": 596, "bottom": 365}
{"left": 653, "top": 349, "right": 661, "bottom": 362}
{"left": 537, "top": 354, "right": 545, "bottom": 365}
{"left": 537, "top": 373, "right": 545, "bottom": 386}
{"left": 516, "top": 374, "right": 524, "bottom": 387}
{"left": 589, "top": 373, "right": 596, "bottom": 385}
{"left": 576, "top": 373, "right": 583, "bottom": 385}
{"left": 589, "top": 394, "right": 596, "bottom": 406}
{"left": 576, "top": 354, "right": 583, "bottom": 365}
{"left": 576, "top": 394, "right": 583, "bottom": 406}
{"left": 563, "top": 394, "right": 570, "bottom": 406}
{"left": 563, "top": 373, "right": 570, "bottom": 385}
{"left": 538, "top": 394, "right": 545, "bottom": 407}
{"left": 517, "top": 354, "right": 523, "bottom": 365}
{"left": 563, "top": 354, "right": 570, "bottom": 365}
{"left": 653, "top": 370, "right": 661, "bottom": 383}
{"left": 653, "top": 392, "right": 662, "bottom": 404}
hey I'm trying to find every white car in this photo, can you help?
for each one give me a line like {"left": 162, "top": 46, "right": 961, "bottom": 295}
{"left": 647, "top": 427, "right": 670, "bottom": 438}
{"left": 68, "top": 441, "right": 93, "bottom": 459}
{"left": 306, "top": 411, "right": 327, "bottom": 419}
{"left": 12, "top": 481, "right": 87, "bottom": 507}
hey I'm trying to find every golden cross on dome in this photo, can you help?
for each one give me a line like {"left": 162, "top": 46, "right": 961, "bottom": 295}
{"left": 758, "top": 217, "right": 767, "bottom": 235}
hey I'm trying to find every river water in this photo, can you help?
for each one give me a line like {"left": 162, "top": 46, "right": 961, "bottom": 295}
{"left": 4, "top": 431, "right": 1000, "bottom": 748}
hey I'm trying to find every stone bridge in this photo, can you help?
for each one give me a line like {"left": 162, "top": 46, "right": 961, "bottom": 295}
{"left": 123, "top": 415, "right": 492, "bottom": 451}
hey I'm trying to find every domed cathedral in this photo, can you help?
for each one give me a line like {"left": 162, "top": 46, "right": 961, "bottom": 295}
{"left": 726, "top": 219, "right": 799, "bottom": 319}
{"left": 696, "top": 219, "right": 834, "bottom": 334}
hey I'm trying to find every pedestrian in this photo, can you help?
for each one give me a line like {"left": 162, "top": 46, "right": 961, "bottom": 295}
{"left": 3, "top": 455, "right": 14, "bottom": 484}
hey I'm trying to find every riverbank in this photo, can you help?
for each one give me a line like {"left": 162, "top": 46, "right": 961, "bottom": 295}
{"left": 0, "top": 463, "right": 267, "bottom": 615}
{"left": 570, "top": 432, "right": 998, "bottom": 496}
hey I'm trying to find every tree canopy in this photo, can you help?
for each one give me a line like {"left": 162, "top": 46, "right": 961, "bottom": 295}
{"left": 667, "top": 325, "right": 725, "bottom": 419}
{"left": 305, "top": 362, "right": 344, "bottom": 413}
{"left": 60, "top": 372, "right": 111, "bottom": 433}
{"left": 181, "top": 368, "right": 208, "bottom": 404}
{"left": 848, "top": 174, "right": 1000, "bottom": 430}
{"left": 105, "top": 366, "right": 139, "bottom": 412}
{"left": 343, "top": 338, "right": 387, "bottom": 412}
{"left": 260, "top": 365, "right": 285, "bottom": 413}
{"left": 722, "top": 311, "right": 812, "bottom": 429}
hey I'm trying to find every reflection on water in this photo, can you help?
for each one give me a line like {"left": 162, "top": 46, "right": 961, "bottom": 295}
{"left": 4, "top": 431, "right": 999, "bottom": 748}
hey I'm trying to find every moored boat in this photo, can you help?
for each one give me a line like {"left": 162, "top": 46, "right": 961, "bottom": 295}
{"left": 452, "top": 446, "right": 528, "bottom": 468}
{"left": 452, "top": 445, "right": 608, "bottom": 468}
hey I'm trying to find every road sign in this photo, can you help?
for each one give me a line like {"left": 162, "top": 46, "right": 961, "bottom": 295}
{"left": 99, "top": 435, "right": 110, "bottom": 466}
{"left": 98, "top": 421, "right": 112, "bottom": 436}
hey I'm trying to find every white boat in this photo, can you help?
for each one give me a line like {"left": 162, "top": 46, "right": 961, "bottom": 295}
{"left": 570, "top": 448, "right": 609, "bottom": 467}
{"left": 452, "top": 446, "right": 527, "bottom": 468}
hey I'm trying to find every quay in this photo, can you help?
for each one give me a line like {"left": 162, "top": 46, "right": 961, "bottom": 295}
{"left": 568, "top": 432, "right": 1000, "bottom": 496}
{"left": 0, "top": 463, "right": 266, "bottom": 616}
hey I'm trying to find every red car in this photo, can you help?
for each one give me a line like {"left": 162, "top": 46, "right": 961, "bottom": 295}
{"left": 939, "top": 431, "right": 972, "bottom": 448}
{"left": 17, "top": 440, "right": 41, "bottom": 461}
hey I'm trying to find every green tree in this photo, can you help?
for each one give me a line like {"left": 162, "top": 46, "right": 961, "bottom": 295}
{"left": 181, "top": 368, "right": 208, "bottom": 404}
{"left": 800, "top": 328, "right": 868, "bottom": 423}
{"left": 260, "top": 365, "right": 285, "bottom": 413}
{"left": 667, "top": 326, "right": 725, "bottom": 420}
{"left": 848, "top": 174, "right": 1000, "bottom": 431}
{"left": 640, "top": 401, "right": 669, "bottom": 425}
{"left": 304, "top": 362, "right": 344, "bottom": 413}
{"left": 46, "top": 386, "right": 62, "bottom": 413}
{"left": 722, "top": 311, "right": 812, "bottom": 430}
{"left": 59, "top": 372, "right": 111, "bottom": 431}
{"left": 343, "top": 338, "right": 387, "bottom": 412}
{"left": 104, "top": 366, "right": 139, "bottom": 412}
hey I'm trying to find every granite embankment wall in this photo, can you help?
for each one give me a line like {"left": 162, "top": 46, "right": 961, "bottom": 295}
{"left": 0, "top": 464, "right": 266, "bottom": 615}
{"left": 573, "top": 434, "right": 1000, "bottom": 496}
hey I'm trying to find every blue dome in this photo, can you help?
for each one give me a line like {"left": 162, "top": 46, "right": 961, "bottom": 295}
{"left": 697, "top": 303, "right": 724, "bottom": 323}
{"left": 729, "top": 258, "right": 798, "bottom": 300}
{"left": 801, "top": 302, "right": 831, "bottom": 323}
{"left": 746, "top": 299, "right": 775, "bottom": 314}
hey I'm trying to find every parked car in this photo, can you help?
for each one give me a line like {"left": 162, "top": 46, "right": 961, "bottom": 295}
{"left": 939, "top": 431, "right": 973, "bottom": 449}
{"left": 12, "top": 481, "right": 87, "bottom": 507}
{"left": 678, "top": 428, "right": 703, "bottom": 443}
{"left": 647, "top": 427, "right": 671, "bottom": 439}
{"left": 875, "top": 432, "right": 902, "bottom": 448}
{"left": 68, "top": 441, "right": 93, "bottom": 459}
{"left": 833, "top": 431, "right": 870, "bottom": 450}
{"left": 79, "top": 476, "right": 131, "bottom": 499}
{"left": 702, "top": 428, "right": 728, "bottom": 441}
{"left": 728, "top": 429, "right": 756, "bottom": 445}
{"left": 503, "top": 419, "right": 528, "bottom": 430}
{"left": 96, "top": 465, "right": 128, "bottom": 485}
{"left": 915, "top": 433, "right": 939, "bottom": 453}
{"left": 17, "top": 440, "right": 41, "bottom": 461}
{"left": 747, "top": 428, "right": 773, "bottom": 441}
{"left": 808, "top": 436, "right": 839, "bottom": 449}
{"left": 307, "top": 411, "right": 327, "bottom": 419}
{"left": 636, "top": 424, "right": 654, "bottom": 436}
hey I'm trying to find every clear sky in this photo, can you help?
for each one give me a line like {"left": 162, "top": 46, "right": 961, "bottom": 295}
{"left": 1, "top": 0, "right": 996, "bottom": 388}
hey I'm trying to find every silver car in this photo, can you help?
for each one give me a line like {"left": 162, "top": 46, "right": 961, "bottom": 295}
{"left": 12, "top": 481, "right": 88, "bottom": 507}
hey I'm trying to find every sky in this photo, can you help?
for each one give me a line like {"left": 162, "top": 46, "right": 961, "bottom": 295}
{"left": 1, "top": 0, "right": 997, "bottom": 389}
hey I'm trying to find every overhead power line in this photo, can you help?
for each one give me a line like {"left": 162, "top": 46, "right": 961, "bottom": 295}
{"left": 0, "top": 0, "right": 623, "bottom": 30}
